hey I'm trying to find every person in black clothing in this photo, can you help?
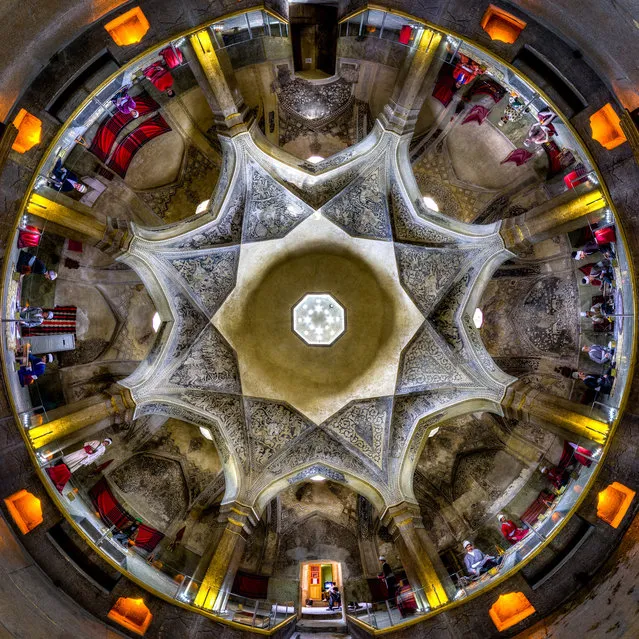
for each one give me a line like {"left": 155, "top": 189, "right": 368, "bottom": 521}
{"left": 572, "top": 370, "right": 614, "bottom": 394}
{"left": 16, "top": 250, "right": 57, "bottom": 279}
{"left": 327, "top": 585, "right": 341, "bottom": 610}
{"left": 379, "top": 556, "right": 398, "bottom": 600}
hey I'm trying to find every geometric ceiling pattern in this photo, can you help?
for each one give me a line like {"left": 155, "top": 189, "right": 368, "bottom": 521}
{"left": 120, "top": 123, "right": 516, "bottom": 511}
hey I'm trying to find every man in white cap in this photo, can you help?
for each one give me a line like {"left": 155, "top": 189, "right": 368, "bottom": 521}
{"left": 462, "top": 540, "right": 501, "bottom": 577}
{"left": 378, "top": 556, "right": 398, "bottom": 599}
{"left": 498, "top": 514, "right": 529, "bottom": 545}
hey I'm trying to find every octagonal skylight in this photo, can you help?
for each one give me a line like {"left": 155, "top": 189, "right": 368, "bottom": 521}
{"left": 293, "top": 293, "right": 345, "bottom": 346}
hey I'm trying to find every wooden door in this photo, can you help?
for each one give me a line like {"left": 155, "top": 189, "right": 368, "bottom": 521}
{"left": 309, "top": 564, "right": 321, "bottom": 600}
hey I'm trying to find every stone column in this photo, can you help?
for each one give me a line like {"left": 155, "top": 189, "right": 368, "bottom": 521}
{"left": 500, "top": 185, "right": 607, "bottom": 249}
{"left": 501, "top": 380, "right": 609, "bottom": 445}
{"left": 259, "top": 498, "right": 279, "bottom": 576}
{"left": 194, "top": 502, "right": 256, "bottom": 611}
{"left": 384, "top": 502, "right": 455, "bottom": 609}
{"left": 358, "top": 495, "right": 381, "bottom": 577}
{"left": 188, "top": 29, "right": 246, "bottom": 133}
{"left": 26, "top": 189, "right": 130, "bottom": 255}
{"left": 379, "top": 29, "right": 444, "bottom": 135}
{"left": 28, "top": 387, "right": 135, "bottom": 450}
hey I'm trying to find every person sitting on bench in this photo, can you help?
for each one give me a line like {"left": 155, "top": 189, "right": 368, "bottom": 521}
{"left": 463, "top": 540, "right": 501, "bottom": 577}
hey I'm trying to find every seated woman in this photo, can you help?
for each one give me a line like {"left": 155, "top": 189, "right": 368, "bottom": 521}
{"left": 498, "top": 514, "right": 530, "bottom": 545}
{"left": 112, "top": 88, "right": 139, "bottom": 118}
{"left": 143, "top": 62, "right": 176, "bottom": 97}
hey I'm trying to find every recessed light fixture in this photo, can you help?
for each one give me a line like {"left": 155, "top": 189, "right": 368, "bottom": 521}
{"left": 152, "top": 312, "right": 161, "bottom": 332}
{"left": 199, "top": 426, "right": 214, "bottom": 440}
{"left": 196, "top": 199, "right": 210, "bottom": 215}
{"left": 428, "top": 427, "right": 440, "bottom": 438}
{"left": 310, "top": 474, "right": 325, "bottom": 482}
{"left": 473, "top": 308, "right": 483, "bottom": 328}
{"left": 307, "top": 156, "right": 324, "bottom": 164}
{"left": 423, "top": 196, "right": 439, "bottom": 212}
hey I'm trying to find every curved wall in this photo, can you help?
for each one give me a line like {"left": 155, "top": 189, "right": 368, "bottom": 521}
{"left": 0, "top": 2, "right": 637, "bottom": 638}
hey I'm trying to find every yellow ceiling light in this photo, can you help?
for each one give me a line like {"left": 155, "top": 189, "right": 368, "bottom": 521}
{"left": 481, "top": 5, "right": 527, "bottom": 44}
{"left": 589, "top": 104, "right": 627, "bottom": 150}
{"left": 597, "top": 482, "right": 635, "bottom": 528}
{"left": 11, "top": 109, "right": 42, "bottom": 154}
{"left": 105, "top": 7, "right": 150, "bottom": 46}
{"left": 108, "top": 597, "right": 153, "bottom": 635}
{"left": 4, "top": 489, "right": 43, "bottom": 535}
{"left": 152, "top": 312, "right": 161, "bottom": 332}
{"left": 489, "top": 592, "right": 535, "bottom": 631}
{"left": 473, "top": 308, "right": 484, "bottom": 328}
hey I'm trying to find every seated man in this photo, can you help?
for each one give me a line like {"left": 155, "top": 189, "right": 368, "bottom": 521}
{"left": 580, "top": 260, "right": 614, "bottom": 288}
{"left": 17, "top": 353, "right": 53, "bottom": 386}
{"left": 582, "top": 343, "right": 614, "bottom": 365}
{"left": 19, "top": 307, "right": 54, "bottom": 328}
{"left": 113, "top": 523, "right": 139, "bottom": 546}
{"left": 498, "top": 514, "right": 530, "bottom": 545}
{"left": 573, "top": 370, "right": 614, "bottom": 394}
{"left": 327, "top": 585, "right": 341, "bottom": 610}
{"left": 572, "top": 241, "right": 615, "bottom": 261}
{"left": 463, "top": 541, "right": 501, "bottom": 578}
{"left": 540, "top": 465, "right": 570, "bottom": 490}
{"left": 15, "top": 250, "right": 57, "bottom": 280}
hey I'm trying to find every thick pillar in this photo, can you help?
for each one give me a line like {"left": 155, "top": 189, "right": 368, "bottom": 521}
{"left": 26, "top": 190, "right": 130, "bottom": 255}
{"left": 188, "top": 30, "right": 246, "bottom": 133}
{"left": 384, "top": 502, "right": 455, "bottom": 609}
{"left": 379, "top": 28, "right": 444, "bottom": 134}
{"left": 194, "top": 502, "right": 256, "bottom": 611}
{"left": 28, "top": 387, "right": 135, "bottom": 450}
{"left": 500, "top": 185, "right": 607, "bottom": 249}
{"left": 501, "top": 381, "right": 609, "bottom": 445}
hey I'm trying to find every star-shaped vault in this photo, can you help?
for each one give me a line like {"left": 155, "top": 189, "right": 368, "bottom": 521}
{"left": 119, "top": 126, "right": 515, "bottom": 510}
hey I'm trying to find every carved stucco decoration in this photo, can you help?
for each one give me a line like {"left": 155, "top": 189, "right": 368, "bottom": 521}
{"left": 119, "top": 126, "right": 516, "bottom": 511}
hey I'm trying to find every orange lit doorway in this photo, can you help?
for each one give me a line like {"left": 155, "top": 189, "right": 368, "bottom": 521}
{"left": 299, "top": 560, "right": 342, "bottom": 608}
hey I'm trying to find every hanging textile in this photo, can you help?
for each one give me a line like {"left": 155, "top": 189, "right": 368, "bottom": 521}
{"left": 107, "top": 114, "right": 172, "bottom": 177}
{"left": 22, "top": 306, "right": 77, "bottom": 336}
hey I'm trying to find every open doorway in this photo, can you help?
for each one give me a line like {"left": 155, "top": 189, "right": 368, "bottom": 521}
{"left": 299, "top": 560, "right": 344, "bottom": 617}
{"left": 290, "top": 5, "right": 338, "bottom": 78}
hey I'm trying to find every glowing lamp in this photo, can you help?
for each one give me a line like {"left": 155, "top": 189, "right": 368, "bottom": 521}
{"left": 481, "top": 5, "right": 527, "bottom": 44}
{"left": 11, "top": 109, "right": 42, "bottom": 154}
{"left": 489, "top": 592, "right": 535, "bottom": 631}
{"left": 108, "top": 597, "right": 152, "bottom": 635}
{"left": 589, "top": 104, "right": 627, "bottom": 150}
{"left": 4, "top": 489, "right": 43, "bottom": 534}
{"left": 105, "top": 7, "right": 150, "bottom": 46}
{"left": 597, "top": 482, "right": 635, "bottom": 528}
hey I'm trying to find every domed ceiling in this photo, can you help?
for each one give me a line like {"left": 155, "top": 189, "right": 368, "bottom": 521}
{"left": 120, "top": 126, "right": 517, "bottom": 508}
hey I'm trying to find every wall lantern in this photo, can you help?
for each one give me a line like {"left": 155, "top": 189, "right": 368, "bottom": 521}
{"left": 589, "top": 104, "right": 628, "bottom": 150}
{"left": 489, "top": 592, "right": 535, "bottom": 631}
{"left": 481, "top": 5, "right": 527, "bottom": 44}
{"left": 4, "top": 489, "right": 43, "bottom": 534}
{"left": 108, "top": 597, "right": 153, "bottom": 635}
{"left": 11, "top": 109, "right": 42, "bottom": 154}
{"left": 105, "top": 7, "right": 150, "bottom": 46}
{"left": 597, "top": 482, "right": 635, "bottom": 528}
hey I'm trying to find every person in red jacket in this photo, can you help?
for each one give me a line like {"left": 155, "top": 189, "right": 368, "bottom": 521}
{"left": 143, "top": 62, "right": 175, "bottom": 97}
{"left": 498, "top": 515, "right": 530, "bottom": 545}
